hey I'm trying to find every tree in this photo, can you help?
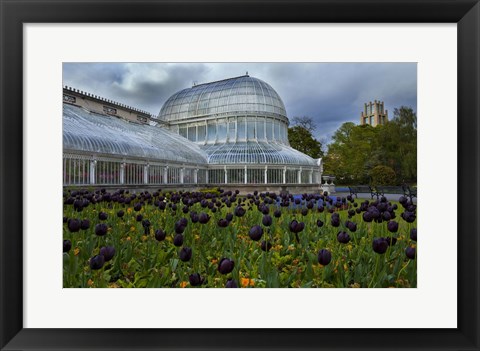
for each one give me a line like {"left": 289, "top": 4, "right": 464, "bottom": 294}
{"left": 288, "top": 125, "right": 323, "bottom": 159}
{"left": 323, "top": 106, "right": 417, "bottom": 185}
{"left": 291, "top": 116, "right": 317, "bottom": 133}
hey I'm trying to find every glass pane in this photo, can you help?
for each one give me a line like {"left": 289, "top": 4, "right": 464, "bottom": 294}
{"left": 217, "top": 121, "right": 227, "bottom": 142}
{"left": 266, "top": 120, "right": 273, "bottom": 140}
{"left": 197, "top": 125, "right": 206, "bottom": 142}
{"left": 247, "top": 120, "right": 255, "bottom": 140}
{"left": 257, "top": 118, "right": 265, "bottom": 140}
{"left": 237, "top": 118, "right": 246, "bottom": 141}
{"left": 207, "top": 123, "right": 216, "bottom": 142}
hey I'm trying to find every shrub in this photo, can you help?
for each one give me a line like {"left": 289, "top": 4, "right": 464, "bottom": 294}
{"left": 370, "top": 165, "right": 396, "bottom": 186}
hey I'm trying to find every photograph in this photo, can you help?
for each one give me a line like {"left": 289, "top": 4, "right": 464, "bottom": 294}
{"left": 62, "top": 62, "right": 417, "bottom": 288}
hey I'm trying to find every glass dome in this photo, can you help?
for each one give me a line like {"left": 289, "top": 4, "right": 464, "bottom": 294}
{"left": 63, "top": 103, "right": 208, "bottom": 165}
{"left": 158, "top": 75, "right": 287, "bottom": 122}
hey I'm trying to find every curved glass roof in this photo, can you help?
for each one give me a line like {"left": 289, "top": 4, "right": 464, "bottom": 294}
{"left": 159, "top": 75, "right": 287, "bottom": 122}
{"left": 201, "top": 142, "right": 317, "bottom": 166}
{"left": 63, "top": 103, "right": 208, "bottom": 164}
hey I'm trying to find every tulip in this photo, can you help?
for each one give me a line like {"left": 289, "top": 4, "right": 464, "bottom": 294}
{"left": 262, "top": 215, "right": 272, "bottom": 227}
{"left": 387, "top": 221, "right": 399, "bottom": 233}
{"left": 410, "top": 228, "right": 417, "bottom": 241}
{"left": 89, "top": 255, "right": 105, "bottom": 270}
{"left": 173, "top": 234, "right": 184, "bottom": 247}
{"left": 179, "top": 247, "right": 192, "bottom": 262}
{"left": 317, "top": 249, "right": 332, "bottom": 266}
{"left": 261, "top": 240, "right": 272, "bottom": 252}
{"left": 234, "top": 206, "right": 246, "bottom": 217}
{"left": 67, "top": 218, "right": 81, "bottom": 233}
{"left": 99, "top": 246, "right": 115, "bottom": 261}
{"left": 218, "top": 258, "right": 234, "bottom": 274}
{"left": 225, "top": 279, "right": 238, "bottom": 288}
{"left": 346, "top": 221, "right": 357, "bottom": 232}
{"left": 198, "top": 213, "right": 210, "bottom": 224}
{"left": 249, "top": 225, "right": 263, "bottom": 241}
{"left": 117, "top": 210, "right": 125, "bottom": 218}
{"left": 405, "top": 247, "right": 416, "bottom": 259}
{"left": 217, "top": 218, "right": 229, "bottom": 228}
{"left": 189, "top": 273, "right": 204, "bottom": 286}
{"left": 316, "top": 219, "right": 324, "bottom": 228}
{"left": 98, "top": 212, "right": 108, "bottom": 220}
{"left": 63, "top": 239, "right": 72, "bottom": 253}
{"left": 226, "top": 213, "right": 234, "bottom": 222}
{"left": 372, "top": 238, "right": 388, "bottom": 254}
{"left": 80, "top": 219, "right": 90, "bottom": 230}
{"left": 273, "top": 209, "right": 281, "bottom": 218}
{"left": 289, "top": 220, "right": 305, "bottom": 233}
{"left": 136, "top": 214, "right": 143, "bottom": 222}
{"left": 134, "top": 203, "right": 142, "bottom": 211}
{"left": 95, "top": 223, "right": 108, "bottom": 236}
{"left": 153, "top": 229, "right": 166, "bottom": 242}
{"left": 337, "top": 231, "right": 351, "bottom": 244}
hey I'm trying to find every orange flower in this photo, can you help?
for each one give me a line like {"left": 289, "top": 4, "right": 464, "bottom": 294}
{"left": 87, "top": 279, "right": 94, "bottom": 287}
{"left": 73, "top": 247, "right": 80, "bottom": 256}
{"left": 130, "top": 226, "right": 136, "bottom": 232}
{"left": 241, "top": 278, "right": 255, "bottom": 287}
{"left": 180, "top": 281, "right": 188, "bottom": 288}
{"left": 211, "top": 258, "right": 218, "bottom": 264}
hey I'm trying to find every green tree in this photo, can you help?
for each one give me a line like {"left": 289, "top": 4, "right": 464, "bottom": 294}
{"left": 288, "top": 126, "right": 323, "bottom": 159}
{"left": 323, "top": 106, "right": 417, "bottom": 185}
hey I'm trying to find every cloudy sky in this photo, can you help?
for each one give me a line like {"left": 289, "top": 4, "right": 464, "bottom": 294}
{"left": 63, "top": 63, "right": 416, "bottom": 143}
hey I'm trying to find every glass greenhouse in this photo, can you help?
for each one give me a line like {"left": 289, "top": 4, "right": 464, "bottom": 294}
{"left": 63, "top": 75, "right": 322, "bottom": 187}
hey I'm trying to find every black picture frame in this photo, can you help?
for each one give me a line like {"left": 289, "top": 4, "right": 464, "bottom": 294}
{"left": 1, "top": 1, "right": 479, "bottom": 350}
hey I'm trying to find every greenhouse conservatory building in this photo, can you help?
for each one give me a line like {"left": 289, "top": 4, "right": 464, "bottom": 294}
{"left": 63, "top": 74, "right": 323, "bottom": 191}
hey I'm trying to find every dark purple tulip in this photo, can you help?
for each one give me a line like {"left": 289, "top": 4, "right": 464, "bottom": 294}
{"left": 63, "top": 239, "right": 72, "bottom": 253}
{"left": 372, "top": 238, "right": 389, "bottom": 254}
{"left": 337, "top": 231, "right": 351, "bottom": 244}
{"left": 99, "top": 246, "right": 115, "bottom": 261}
{"left": 134, "top": 203, "right": 142, "bottom": 211}
{"left": 330, "top": 216, "right": 340, "bottom": 227}
{"left": 317, "top": 219, "right": 324, "bottom": 228}
{"left": 226, "top": 213, "right": 234, "bottom": 222}
{"left": 301, "top": 208, "right": 308, "bottom": 216}
{"left": 67, "top": 219, "right": 81, "bottom": 233}
{"left": 294, "top": 198, "right": 301, "bottom": 205}
{"left": 189, "top": 273, "right": 204, "bottom": 286}
{"left": 318, "top": 249, "right": 332, "bottom": 266}
{"left": 410, "top": 228, "right": 417, "bottom": 241}
{"left": 233, "top": 206, "right": 246, "bottom": 217}
{"left": 362, "top": 211, "right": 373, "bottom": 223}
{"left": 346, "top": 221, "right": 357, "bottom": 232}
{"left": 174, "top": 220, "right": 186, "bottom": 234}
{"left": 190, "top": 212, "right": 199, "bottom": 223}
{"left": 262, "top": 215, "right": 273, "bottom": 227}
{"left": 249, "top": 225, "right": 263, "bottom": 241}
{"left": 401, "top": 211, "right": 416, "bottom": 223}
{"left": 117, "top": 210, "right": 125, "bottom": 218}
{"left": 261, "top": 240, "right": 272, "bottom": 252}
{"left": 136, "top": 214, "right": 143, "bottom": 222}
{"left": 406, "top": 247, "right": 416, "bottom": 259}
{"left": 155, "top": 229, "right": 166, "bottom": 241}
{"left": 382, "top": 211, "right": 392, "bottom": 221}
{"left": 89, "top": 255, "right": 105, "bottom": 270}
{"left": 173, "top": 234, "right": 184, "bottom": 247}
{"left": 273, "top": 209, "right": 281, "bottom": 218}
{"left": 225, "top": 278, "right": 238, "bottom": 288}
{"left": 289, "top": 220, "right": 305, "bottom": 233}
{"left": 95, "top": 223, "right": 108, "bottom": 236}
{"left": 179, "top": 247, "right": 192, "bottom": 262}
{"left": 80, "top": 219, "right": 90, "bottom": 230}
{"left": 217, "top": 218, "right": 229, "bottom": 228}
{"left": 98, "top": 212, "right": 108, "bottom": 220}
{"left": 198, "top": 213, "right": 210, "bottom": 224}
{"left": 218, "top": 258, "right": 235, "bottom": 274}
{"left": 387, "top": 221, "right": 399, "bottom": 233}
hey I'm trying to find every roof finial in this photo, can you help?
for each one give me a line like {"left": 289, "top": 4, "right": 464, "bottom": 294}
{"left": 246, "top": 71, "right": 249, "bottom": 76}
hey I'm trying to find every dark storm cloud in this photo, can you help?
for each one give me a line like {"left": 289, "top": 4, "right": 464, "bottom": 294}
{"left": 63, "top": 62, "right": 416, "bottom": 143}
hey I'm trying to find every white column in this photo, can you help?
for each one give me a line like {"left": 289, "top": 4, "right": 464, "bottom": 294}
{"left": 144, "top": 164, "right": 149, "bottom": 184}
{"left": 180, "top": 168, "right": 185, "bottom": 184}
{"left": 89, "top": 160, "right": 96, "bottom": 185}
{"left": 164, "top": 166, "right": 168, "bottom": 184}
{"left": 309, "top": 170, "right": 313, "bottom": 184}
{"left": 194, "top": 169, "right": 198, "bottom": 184}
{"left": 224, "top": 166, "right": 228, "bottom": 184}
{"left": 244, "top": 165, "right": 248, "bottom": 184}
{"left": 283, "top": 167, "right": 286, "bottom": 184}
{"left": 206, "top": 169, "right": 209, "bottom": 184}
{"left": 264, "top": 166, "right": 268, "bottom": 184}
{"left": 120, "top": 163, "right": 126, "bottom": 185}
{"left": 298, "top": 168, "right": 302, "bottom": 184}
